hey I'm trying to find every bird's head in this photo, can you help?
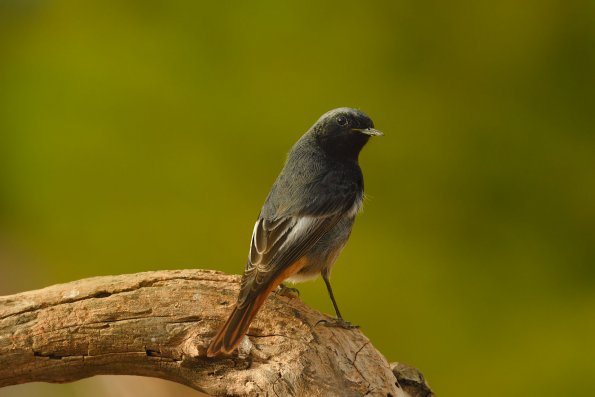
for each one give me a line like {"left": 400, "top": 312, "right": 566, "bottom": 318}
{"left": 310, "top": 107, "right": 383, "bottom": 160}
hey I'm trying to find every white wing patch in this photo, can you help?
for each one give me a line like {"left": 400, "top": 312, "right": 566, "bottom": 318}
{"left": 247, "top": 194, "right": 362, "bottom": 277}
{"left": 248, "top": 216, "right": 318, "bottom": 266}
{"left": 251, "top": 220, "right": 263, "bottom": 254}
{"left": 277, "top": 216, "right": 318, "bottom": 251}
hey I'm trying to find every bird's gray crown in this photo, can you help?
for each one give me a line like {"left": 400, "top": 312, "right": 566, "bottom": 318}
{"left": 313, "top": 107, "right": 374, "bottom": 131}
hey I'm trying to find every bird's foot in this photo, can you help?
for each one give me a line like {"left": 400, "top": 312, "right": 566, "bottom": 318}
{"left": 275, "top": 284, "right": 300, "bottom": 298}
{"left": 315, "top": 318, "right": 359, "bottom": 329}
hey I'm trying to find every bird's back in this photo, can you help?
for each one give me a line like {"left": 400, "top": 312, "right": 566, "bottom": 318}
{"left": 261, "top": 135, "right": 364, "bottom": 221}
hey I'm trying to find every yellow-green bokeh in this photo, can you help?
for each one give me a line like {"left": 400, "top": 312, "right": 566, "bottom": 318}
{"left": 1, "top": 1, "right": 594, "bottom": 396}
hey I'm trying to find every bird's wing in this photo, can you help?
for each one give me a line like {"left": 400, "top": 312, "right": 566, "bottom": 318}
{"left": 237, "top": 210, "right": 344, "bottom": 309}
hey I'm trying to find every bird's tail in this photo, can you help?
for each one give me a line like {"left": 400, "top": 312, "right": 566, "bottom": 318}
{"left": 207, "top": 258, "right": 309, "bottom": 357}
{"left": 206, "top": 287, "right": 273, "bottom": 357}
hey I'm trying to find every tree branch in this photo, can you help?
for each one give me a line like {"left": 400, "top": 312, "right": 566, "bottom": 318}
{"left": 0, "top": 269, "right": 432, "bottom": 396}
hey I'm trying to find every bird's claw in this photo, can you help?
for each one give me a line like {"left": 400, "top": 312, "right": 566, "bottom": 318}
{"left": 275, "top": 284, "right": 300, "bottom": 298}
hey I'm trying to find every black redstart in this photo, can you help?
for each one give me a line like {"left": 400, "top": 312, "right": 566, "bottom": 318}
{"left": 207, "top": 107, "right": 382, "bottom": 357}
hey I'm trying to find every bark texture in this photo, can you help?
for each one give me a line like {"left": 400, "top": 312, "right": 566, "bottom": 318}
{"left": 0, "top": 269, "right": 432, "bottom": 396}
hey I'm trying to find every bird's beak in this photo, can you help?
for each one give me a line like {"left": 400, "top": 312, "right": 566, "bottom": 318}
{"left": 353, "top": 127, "right": 384, "bottom": 137}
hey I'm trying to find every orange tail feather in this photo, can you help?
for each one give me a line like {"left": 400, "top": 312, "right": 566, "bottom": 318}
{"left": 206, "top": 291, "right": 270, "bottom": 357}
{"left": 207, "top": 258, "right": 308, "bottom": 357}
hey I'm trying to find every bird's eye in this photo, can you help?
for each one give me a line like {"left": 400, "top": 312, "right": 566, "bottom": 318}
{"left": 336, "top": 116, "right": 348, "bottom": 126}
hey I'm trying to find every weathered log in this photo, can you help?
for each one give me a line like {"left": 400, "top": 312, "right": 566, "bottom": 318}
{"left": 0, "top": 269, "right": 432, "bottom": 396}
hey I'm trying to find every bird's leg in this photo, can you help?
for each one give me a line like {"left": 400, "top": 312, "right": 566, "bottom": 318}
{"left": 323, "top": 273, "right": 343, "bottom": 319}
{"left": 275, "top": 283, "right": 300, "bottom": 298}
{"left": 316, "top": 272, "right": 359, "bottom": 329}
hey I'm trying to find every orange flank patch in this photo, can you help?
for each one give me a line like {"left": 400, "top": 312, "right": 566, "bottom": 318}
{"left": 266, "top": 256, "right": 309, "bottom": 296}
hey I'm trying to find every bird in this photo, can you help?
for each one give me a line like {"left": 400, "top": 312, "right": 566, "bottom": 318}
{"left": 207, "top": 107, "right": 383, "bottom": 357}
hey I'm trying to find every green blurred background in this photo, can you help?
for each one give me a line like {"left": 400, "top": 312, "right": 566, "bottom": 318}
{"left": 1, "top": 1, "right": 594, "bottom": 396}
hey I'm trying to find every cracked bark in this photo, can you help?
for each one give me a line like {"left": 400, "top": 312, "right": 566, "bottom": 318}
{"left": 0, "top": 269, "right": 433, "bottom": 397}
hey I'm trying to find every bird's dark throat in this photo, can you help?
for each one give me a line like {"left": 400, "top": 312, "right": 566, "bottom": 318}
{"left": 316, "top": 132, "right": 369, "bottom": 161}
